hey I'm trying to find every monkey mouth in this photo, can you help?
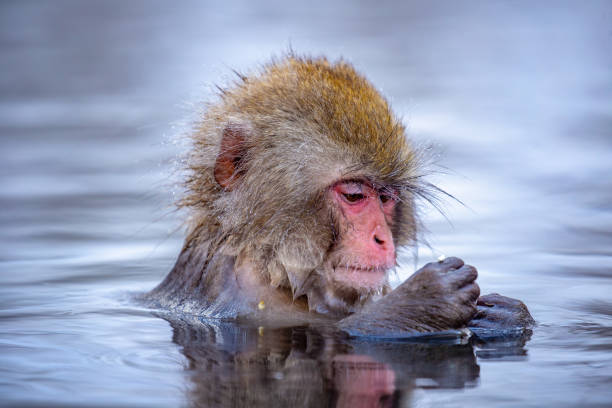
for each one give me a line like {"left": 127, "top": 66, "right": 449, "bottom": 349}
{"left": 338, "top": 265, "right": 384, "bottom": 273}
{"left": 333, "top": 265, "right": 388, "bottom": 290}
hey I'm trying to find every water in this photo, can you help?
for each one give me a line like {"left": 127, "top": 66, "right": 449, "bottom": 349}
{"left": 1, "top": 1, "right": 611, "bottom": 407}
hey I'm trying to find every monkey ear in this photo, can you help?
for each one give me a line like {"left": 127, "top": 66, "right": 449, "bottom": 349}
{"left": 214, "top": 125, "right": 248, "bottom": 190}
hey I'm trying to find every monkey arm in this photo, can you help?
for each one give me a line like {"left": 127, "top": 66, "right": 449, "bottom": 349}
{"left": 337, "top": 257, "right": 480, "bottom": 337}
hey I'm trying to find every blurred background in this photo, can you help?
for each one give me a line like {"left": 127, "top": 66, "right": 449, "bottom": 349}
{"left": 1, "top": 1, "right": 611, "bottom": 407}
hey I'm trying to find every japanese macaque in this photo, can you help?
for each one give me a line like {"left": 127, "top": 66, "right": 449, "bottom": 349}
{"left": 149, "top": 55, "right": 533, "bottom": 336}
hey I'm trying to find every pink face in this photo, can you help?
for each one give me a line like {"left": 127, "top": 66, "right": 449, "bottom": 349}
{"left": 329, "top": 180, "right": 398, "bottom": 290}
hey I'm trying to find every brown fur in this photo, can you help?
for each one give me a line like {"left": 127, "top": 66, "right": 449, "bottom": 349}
{"left": 151, "top": 55, "right": 423, "bottom": 315}
{"left": 149, "top": 54, "right": 533, "bottom": 334}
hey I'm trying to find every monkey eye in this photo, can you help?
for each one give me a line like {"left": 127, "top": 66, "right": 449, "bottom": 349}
{"left": 342, "top": 193, "right": 365, "bottom": 203}
{"left": 379, "top": 189, "right": 399, "bottom": 205}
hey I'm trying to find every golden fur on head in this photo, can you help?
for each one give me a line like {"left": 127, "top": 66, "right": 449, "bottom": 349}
{"left": 179, "top": 54, "right": 423, "bottom": 305}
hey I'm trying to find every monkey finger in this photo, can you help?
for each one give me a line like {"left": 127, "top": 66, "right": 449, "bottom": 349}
{"left": 431, "top": 256, "right": 464, "bottom": 272}
{"left": 412, "top": 257, "right": 463, "bottom": 280}
{"left": 469, "top": 304, "right": 514, "bottom": 327}
{"left": 447, "top": 264, "right": 478, "bottom": 289}
{"left": 471, "top": 306, "right": 488, "bottom": 321}
{"left": 475, "top": 294, "right": 535, "bottom": 327}
{"left": 458, "top": 302, "right": 478, "bottom": 323}
{"left": 477, "top": 293, "right": 523, "bottom": 308}
{"left": 459, "top": 282, "right": 480, "bottom": 304}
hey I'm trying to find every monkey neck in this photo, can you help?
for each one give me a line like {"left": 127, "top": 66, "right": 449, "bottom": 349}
{"left": 234, "top": 256, "right": 378, "bottom": 318}
{"left": 233, "top": 257, "right": 311, "bottom": 314}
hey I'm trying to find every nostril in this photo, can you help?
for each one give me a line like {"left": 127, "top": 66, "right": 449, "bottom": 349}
{"left": 374, "top": 235, "right": 384, "bottom": 245}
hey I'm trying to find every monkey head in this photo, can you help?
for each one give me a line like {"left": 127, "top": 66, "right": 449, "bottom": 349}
{"left": 181, "top": 56, "right": 423, "bottom": 315}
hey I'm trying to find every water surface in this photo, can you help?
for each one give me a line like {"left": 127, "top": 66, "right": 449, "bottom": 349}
{"left": 1, "top": 1, "right": 611, "bottom": 407}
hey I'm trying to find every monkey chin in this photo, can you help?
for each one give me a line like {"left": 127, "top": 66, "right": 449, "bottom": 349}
{"left": 330, "top": 265, "right": 389, "bottom": 293}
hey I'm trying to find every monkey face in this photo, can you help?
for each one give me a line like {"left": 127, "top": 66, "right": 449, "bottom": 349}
{"left": 325, "top": 180, "right": 398, "bottom": 292}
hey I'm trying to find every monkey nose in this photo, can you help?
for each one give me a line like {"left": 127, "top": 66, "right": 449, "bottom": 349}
{"left": 372, "top": 226, "right": 395, "bottom": 260}
{"left": 374, "top": 235, "right": 386, "bottom": 245}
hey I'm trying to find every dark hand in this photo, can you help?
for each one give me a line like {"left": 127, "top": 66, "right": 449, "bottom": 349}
{"left": 395, "top": 256, "right": 480, "bottom": 331}
{"left": 469, "top": 293, "right": 535, "bottom": 330}
{"left": 339, "top": 257, "right": 480, "bottom": 335}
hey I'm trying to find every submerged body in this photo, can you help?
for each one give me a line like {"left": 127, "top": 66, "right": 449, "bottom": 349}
{"left": 149, "top": 55, "right": 533, "bottom": 335}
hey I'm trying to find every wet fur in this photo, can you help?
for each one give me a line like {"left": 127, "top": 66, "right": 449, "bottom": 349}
{"left": 148, "top": 54, "right": 534, "bottom": 334}
{"left": 151, "top": 55, "right": 423, "bottom": 316}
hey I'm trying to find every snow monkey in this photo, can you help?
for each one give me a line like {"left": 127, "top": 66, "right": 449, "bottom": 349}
{"left": 149, "top": 55, "right": 533, "bottom": 336}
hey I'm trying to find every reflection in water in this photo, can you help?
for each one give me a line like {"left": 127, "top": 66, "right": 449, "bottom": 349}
{"left": 1, "top": 0, "right": 611, "bottom": 406}
{"left": 163, "top": 315, "right": 531, "bottom": 407}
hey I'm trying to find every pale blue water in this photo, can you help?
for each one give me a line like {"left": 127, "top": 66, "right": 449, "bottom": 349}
{"left": 1, "top": 1, "right": 611, "bottom": 407}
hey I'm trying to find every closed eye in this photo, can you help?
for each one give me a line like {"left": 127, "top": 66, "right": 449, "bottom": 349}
{"left": 379, "top": 190, "right": 399, "bottom": 205}
{"left": 342, "top": 193, "right": 365, "bottom": 203}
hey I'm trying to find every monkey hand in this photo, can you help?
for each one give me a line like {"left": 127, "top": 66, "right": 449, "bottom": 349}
{"left": 338, "top": 257, "right": 480, "bottom": 336}
{"left": 468, "top": 293, "right": 535, "bottom": 330}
